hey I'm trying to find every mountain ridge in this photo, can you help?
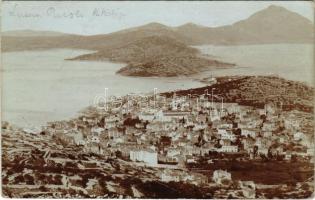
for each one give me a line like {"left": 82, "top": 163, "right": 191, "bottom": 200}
{"left": 2, "top": 5, "right": 313, "bottom": 77}
{"left": 3, "top": 5, "right": 313, "bottom": 50}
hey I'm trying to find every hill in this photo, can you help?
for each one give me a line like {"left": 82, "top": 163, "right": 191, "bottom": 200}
{"left": 1, "top": 22, "right": 190, "bottom": 52}
{"left": 162, "top": 75, "right": 314, "bottom": 113}
{"left": 69, "top": 36, "right": 235, "bottom": 77}
{"left": 2, "top": 34, "right": 84, "bottom": 52}
{"left": 175, "top": 5, "right": 314, "bottom": 45}
{"left": 2, "top": 30, "right": 73, "bottom": 37}
{"left": 2, "top": 5, "right": 313, "bottom": 52}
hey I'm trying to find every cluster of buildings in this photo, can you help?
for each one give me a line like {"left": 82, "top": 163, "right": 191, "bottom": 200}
{"left": 40, "top": 92, "right": 313, "bottom": 185}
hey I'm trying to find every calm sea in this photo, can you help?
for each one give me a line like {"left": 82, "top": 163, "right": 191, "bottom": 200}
{"left": 2, "top": 44, "right": 313, "bottom": 127}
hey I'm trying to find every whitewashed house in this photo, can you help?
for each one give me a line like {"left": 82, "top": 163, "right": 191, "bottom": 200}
{"left": 219, "top": 145, "right": 238, "bottom": 153}
{"left": 130, "top": 149, "right": 158, "bottom": 166}
{"left": 213, "top": 170, "right": 232, "bottom": 184}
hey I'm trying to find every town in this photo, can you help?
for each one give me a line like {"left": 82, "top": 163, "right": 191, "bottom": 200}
{"left": 2, "top": 76, "right": 314, "bottom": 198}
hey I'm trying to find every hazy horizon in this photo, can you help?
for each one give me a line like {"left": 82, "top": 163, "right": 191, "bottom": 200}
{"left": 2, "top": 1, "right": 314, "bottom": 35}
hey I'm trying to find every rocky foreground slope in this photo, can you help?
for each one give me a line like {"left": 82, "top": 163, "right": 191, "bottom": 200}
{"left": 1, "top": 128, "right": 214, "bottom": 198}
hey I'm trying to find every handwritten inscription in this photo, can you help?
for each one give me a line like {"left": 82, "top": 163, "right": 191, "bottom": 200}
{"left": 46, "top": 7, "right": 84, "bottom": 19}
{"left": 92, "top": 8, "right": 125, "bottom": 19}
{"left": 8, "top": 4, "right": 125, "bottom": 19}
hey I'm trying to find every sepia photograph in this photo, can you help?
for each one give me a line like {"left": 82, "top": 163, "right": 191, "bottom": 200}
{"left": 1, "top": 1, "right": 314, "bottom": 198}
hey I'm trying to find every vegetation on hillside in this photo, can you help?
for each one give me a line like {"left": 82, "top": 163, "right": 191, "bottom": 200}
{"left": 163, "top": 76, "right": 314, "bottom": 113}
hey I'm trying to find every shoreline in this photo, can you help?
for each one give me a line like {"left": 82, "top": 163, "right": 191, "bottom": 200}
{"left": 3, "top": 74, "right": 314, "bottom": 130}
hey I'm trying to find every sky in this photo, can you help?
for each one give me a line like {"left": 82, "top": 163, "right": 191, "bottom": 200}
{"left": 2, "top": 1, "right": 314, "bottom": 35}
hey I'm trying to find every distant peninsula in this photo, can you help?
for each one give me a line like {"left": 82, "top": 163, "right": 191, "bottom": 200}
{"left": 68, "top": 36, "right": 235, "bottom": 77}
